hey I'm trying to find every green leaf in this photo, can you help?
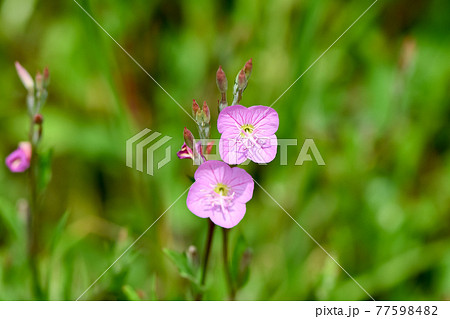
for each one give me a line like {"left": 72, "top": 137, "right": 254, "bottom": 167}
{"left": 48, "top": 210, "right": 70, "bottom": 253}
{"left": 122, "top": 285, "right": 141, "bottom": 301}
{"left": 163, "top": 248, "right": 198, "bottom": 285}
{"left": 0, "top": 196, "right": 24, "bottom": 240}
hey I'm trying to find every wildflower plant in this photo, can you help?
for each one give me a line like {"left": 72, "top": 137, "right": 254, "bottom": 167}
{"left": 5, "top": 62, "right": 51, "bottom": 299}
{"left": 171, "top": 59, "right": 279, "bottom": 300}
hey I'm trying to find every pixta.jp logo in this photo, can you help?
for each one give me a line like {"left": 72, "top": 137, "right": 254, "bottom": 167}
{"left": 126, "top": 129, "right": 172, "bottom": 175}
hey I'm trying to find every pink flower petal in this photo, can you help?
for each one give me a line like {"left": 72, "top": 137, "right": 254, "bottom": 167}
{"left": 219, "top": 133, "right": 248, "bottom": 165}
{"left": 225, "top": 167, "right": 254, "bottom": 203}
{"left": 193, "top": 160, "right": 232, "bottom": 184}
{"left": 5, "top": 147, "right": 31, "bottom": 173}
{"left": 186, "top": 160, "right": 254, "bottom": 228}
{"left": 247, "top": 105, "right": 279, "bottom": 136}
{"left": 209, "top": 201, "right": 246, "bottom": 229}
{"left": 217, "top": 105, "right": 247, "bottom": 134}
{"left": 186, "top": 180, "right": 211, "bottom": 218}
{"left": 246, "top": 134, "right": 278, "bottom": 163}
{"left": 177, "top": 143, "right": 193, "bottom": 159}
{"left": 217, "top": 104, "right": 279, "bottom": 164}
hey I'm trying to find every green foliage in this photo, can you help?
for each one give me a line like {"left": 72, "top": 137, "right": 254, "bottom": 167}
{"left": 0, "top": 0, "right": 449, "bottom": 301}
{"left": 230, "top": 235, "right": 251, "bottom": 290}
{"left": 163, "top": 248, "right": 200, "bottom": 289}
{"left": 37, "top": 148, "right": 53, "bottom": 193}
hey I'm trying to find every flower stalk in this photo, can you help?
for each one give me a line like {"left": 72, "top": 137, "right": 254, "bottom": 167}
{"left": 177, "top": 59, "right": 258, "bottom": 301}
{"left": 11, "top": 62, "right": 49, "bottom": 299}
{"left": 196, "top": 219, "right": 216, "bottom": 300}
{"left": 222, "top": 228, "right": 236, "bottom": 300}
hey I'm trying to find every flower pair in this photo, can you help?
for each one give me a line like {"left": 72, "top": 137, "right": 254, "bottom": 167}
{"left": 183, "top": 104, "right": 279, "bottom": 228}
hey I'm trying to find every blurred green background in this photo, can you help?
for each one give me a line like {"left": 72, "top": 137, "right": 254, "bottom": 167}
{"left": 0, "top": 0, "right": 449, "bottom": 300}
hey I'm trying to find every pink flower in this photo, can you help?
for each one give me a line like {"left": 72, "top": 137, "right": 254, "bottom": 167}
{"left": 6, "top": 142, "right": 32, "bottom": 173}
{"left": 218, "top": 105, "right": 279, "bottom": 165}
{"left": 177, "top": 142, "right": 206, "bottom": 165}
{"left": 187, "top": 160, "right": 254, "bottom": 228}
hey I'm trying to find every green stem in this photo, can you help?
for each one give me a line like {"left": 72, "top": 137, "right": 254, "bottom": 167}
{"left": 27, "top": 148, "right": 44, "bottom": 300}
{"left": 196, "top": 220, "right": 215, "bottom": 300}
{"left": 27, "top": 115, "right": 45, "bottom": 300}
{"left": 222, "top": 228, "right": 236, "bottom": 300}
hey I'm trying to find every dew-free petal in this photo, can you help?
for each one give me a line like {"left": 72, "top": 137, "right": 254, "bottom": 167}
{"left": 246, "top": 134, "right": 278, "bottom": 164}
{"left": 209, "top": 201, "right": 246, "bottom": 229}
{"left": 186, "top": 160, "right": 254, "bottom": 228}
{"left": 219, "top": 133, "right": 248, "bottom": 165}
{"left": 247, "top": 105, "right": 279, "bottom": 136}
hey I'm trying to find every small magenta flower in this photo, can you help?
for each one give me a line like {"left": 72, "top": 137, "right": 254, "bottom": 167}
{"left": 177, "top": 142, "right": 206, "bottom": 164}
{"left": 5, "top": 142, "right": 32, "bottom": 173}
{"left": 218, "top": 105, "right": 279, "bottom": 165}
{"left": 187, "top": 160, "right": 254, "bottom": 228}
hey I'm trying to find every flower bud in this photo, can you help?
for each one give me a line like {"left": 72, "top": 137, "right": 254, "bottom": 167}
{"left": 35, "top": 72, "right": 44, "bottom": 92}
{"left": 202, "top": 101, "right": 210, "bottom": 122}
{"left": 216, "top": 66, "right": 228, "bottom": 93}
{"left": 205, "top": 141, "right": 214, "bottom": 155}
{"left": 43, "top": 67, "right": 50, "bottom": 86}
{"left": 237, "top": 69, "right": 247, "bottom": 90}
{"left": 183, "top": 127, "right": 194, "bottom": 149}
{"left": 187, "top": 245, "right": 199, "bottom": 267}
{"left": 192, "top": 99, "right": 200, "bottom": 116}
{"left": 34, "top": 113, "right": 43, "bottom": 125}
{"left": 244, "top": 58, "right": 252, "bottom": 79}
{"left": 15, "top": 62, "right": 34, "bottom": 92}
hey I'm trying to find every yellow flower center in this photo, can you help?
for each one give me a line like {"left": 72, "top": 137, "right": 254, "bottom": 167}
{"left": 214, "top": 183, "right": 230, "bottom": 196}
{"left": 240, "top": 124, "right": 254, "bottom": 136}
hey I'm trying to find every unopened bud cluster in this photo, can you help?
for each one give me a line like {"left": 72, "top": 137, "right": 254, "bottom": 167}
{"left": 6, "top": 62, "right": 50, "bottom": 173}
{"left": 178, "top": 59, "right": 253, "bottom": 165}
{"left": 215, "top": 58, "right": 253, "bottom": 112}
{"left": 192, "top": 99, "right": 210, "bottom": 140}
{"left": 15, "top": 62, "right": 50, "bottom": 146}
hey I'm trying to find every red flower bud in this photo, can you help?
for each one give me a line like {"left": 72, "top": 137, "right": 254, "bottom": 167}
{"left": 237, "top": 69, "right": 246, "bottom": 89}
{"left": 183, "top": 127, "right": 194, "bottom": 149}
{"left": 192, "top": 99, "right": 200, "bottom": 115}
{"left": 35, "top": 72, "right": 44, "bottom": 92}
{"left": 34, "top": 113, "right": 43, "bottom": 124}
{"left": 43, "top": 67, "right": 50, "bottom": 86}
{"left": 206, "top": 141, "right": 214, "bottom": 155}
{"left": 202, "top": 101, "right": 210, "bottom": 122}
{"left": 216, "top": 65, "right": 228, "bottom": 93}
{"left": 244, "top": 58, "right": 252, "bottom": 79}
